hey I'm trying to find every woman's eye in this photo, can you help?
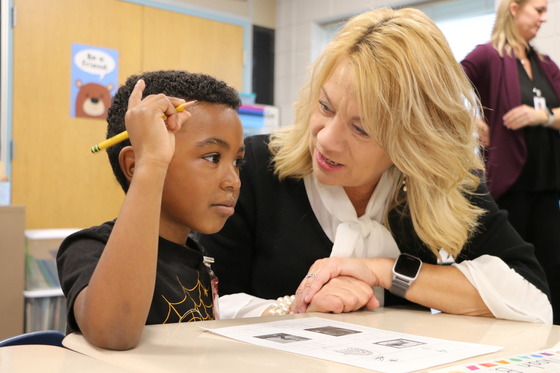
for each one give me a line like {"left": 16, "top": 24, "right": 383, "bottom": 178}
{"left": 353, "top": 124, "right": 369, "bottom": 137}
{"left": 234, "top": 158, "right": 247, "bottom": 169}
{"left": 319, "top": 100, "right": 331, "bottom": 113}
{"left": 203, "top": 154, "right": 221, "bottom": 164}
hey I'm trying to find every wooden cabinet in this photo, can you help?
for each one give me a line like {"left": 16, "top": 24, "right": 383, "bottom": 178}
{"left": 0, "top": 206, "right": 25, "bottom": 340}
{"left": 0, "top": 206, "right": 80, "bottom": 338}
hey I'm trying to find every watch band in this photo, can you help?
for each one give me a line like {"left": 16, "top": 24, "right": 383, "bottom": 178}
{"left": 390, "top": 277, "right": 410, "bottom": 298}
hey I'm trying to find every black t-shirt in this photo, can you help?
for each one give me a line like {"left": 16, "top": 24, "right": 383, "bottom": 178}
{"left": 57, "top": 220, "right": 215, "bottom": 334}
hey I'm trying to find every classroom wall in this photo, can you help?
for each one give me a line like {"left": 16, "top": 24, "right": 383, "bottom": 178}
{"left": 274, "top": 0, "right": 560, "bottom": 126}
{"left": 6, "top": 0, "right": 559, "bottom": 228}
{"left": 252, "top": 0, "right": 277, "bottom": 29}
{"left": 171, "top": 0, "right": 276, "bottom": 28}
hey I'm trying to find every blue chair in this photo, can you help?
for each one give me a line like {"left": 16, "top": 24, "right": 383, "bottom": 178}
{"left": 0, "top": 330, "right": 65, "bottom": 347}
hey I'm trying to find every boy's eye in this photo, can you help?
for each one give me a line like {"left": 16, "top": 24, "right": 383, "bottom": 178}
{"left": 203, "top": 154, "right": 220, "bottom": 164}
{"left": 235, "top": 157, "right": 247, "bottom": 169}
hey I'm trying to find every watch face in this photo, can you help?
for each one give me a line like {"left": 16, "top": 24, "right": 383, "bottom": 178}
{"left": 394, "top": 254, "right": 422, "bottom": 277}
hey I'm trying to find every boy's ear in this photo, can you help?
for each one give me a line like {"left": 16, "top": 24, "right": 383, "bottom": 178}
{"left": 119, "top": 146, "right": 136, "bottom": 183}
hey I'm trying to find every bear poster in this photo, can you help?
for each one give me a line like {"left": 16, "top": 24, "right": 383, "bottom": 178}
{"left": 71, "top": 43, "right": 118, "bottom": 119}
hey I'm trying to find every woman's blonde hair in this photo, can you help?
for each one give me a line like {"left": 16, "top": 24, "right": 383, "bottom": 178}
{"left": 491, "top": 0, "right": 531, "bottom": 57}
{"left": 270, "top": 7, "right": 485, "bottom": 258}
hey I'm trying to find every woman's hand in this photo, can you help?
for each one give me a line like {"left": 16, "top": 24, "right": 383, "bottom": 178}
{"left": 306, "top": 275, "right": 380, "bottom": 313}
{"left": 291, "top": 257, "right": 393, "bottom": 314}
{"left": 502, "top": 104, "right": 548, "bottom": 130}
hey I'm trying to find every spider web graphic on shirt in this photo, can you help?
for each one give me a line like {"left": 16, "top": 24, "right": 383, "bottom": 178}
{"left": 161, "top": 274, "right": 213, "bottom": 323}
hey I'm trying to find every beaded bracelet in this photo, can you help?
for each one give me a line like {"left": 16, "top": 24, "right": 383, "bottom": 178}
{"left": 269, "top": 295, "right": 295, "bottom": 316}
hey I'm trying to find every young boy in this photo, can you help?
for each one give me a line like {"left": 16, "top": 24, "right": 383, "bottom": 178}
{"left": 57, "top": 70, "right": 244, "bottom": 350}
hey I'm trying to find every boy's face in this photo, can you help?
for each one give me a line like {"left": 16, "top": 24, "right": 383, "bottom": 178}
{"left": 159, "top": 102, "right": 244, "bottom": 240}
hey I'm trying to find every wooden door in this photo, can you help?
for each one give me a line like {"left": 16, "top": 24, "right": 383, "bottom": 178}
{"left": 142, "top": 6, "right": 244, "bottom": 89}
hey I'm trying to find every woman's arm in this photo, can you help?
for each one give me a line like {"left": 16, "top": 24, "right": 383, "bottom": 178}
{"left": 291, "top": 256, "right": 491, "bottom": 317}
{"left": 292, "top": 184, "right": 552, "bottom": 323}
{"left": 501, "top": 104, "right": 557, "bottom": 130}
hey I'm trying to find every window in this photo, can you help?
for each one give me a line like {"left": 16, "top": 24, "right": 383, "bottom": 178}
{"left": 418, "top": 0, "right": 495, "bottom": 61}
{"left": 315, "top": 0, "right": 496, "bottom": 62}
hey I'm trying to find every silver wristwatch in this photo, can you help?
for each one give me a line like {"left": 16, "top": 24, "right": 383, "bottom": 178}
{"left": 390, "top": 253, "right": 422, "bottom": 298}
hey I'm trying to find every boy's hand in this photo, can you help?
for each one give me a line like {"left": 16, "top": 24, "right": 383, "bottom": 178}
{"left": 124, "top": 79, "right": 193, "bottom": 167}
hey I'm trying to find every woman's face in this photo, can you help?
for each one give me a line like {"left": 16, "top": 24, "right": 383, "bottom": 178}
{"left": 308, "top": 59, "right": 393, "bottom": 201}
{"left": 511, "top": 0, "right": 548, "bottom": 42}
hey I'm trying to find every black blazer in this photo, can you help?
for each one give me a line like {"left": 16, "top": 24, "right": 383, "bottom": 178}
{"left": 199, "top": 134, "right": 550, "bottom": 304}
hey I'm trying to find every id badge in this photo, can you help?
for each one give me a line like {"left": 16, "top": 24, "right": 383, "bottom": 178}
{"left": 534, "top": 95, "right": 547, "bottom": 110}
{"left": 533, "top": 87, "right": 547, "bottom": 110}
{"left": 203, "top": 256, "right": 220, "bottom": 320}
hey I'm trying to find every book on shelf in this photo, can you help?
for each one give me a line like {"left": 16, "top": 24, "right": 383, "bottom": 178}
{"left": 25, "top": 228, "right": 80, "bottom": 292}
{"left": 24, "top": 295, "right": 67, "bottom": 333}
{"left": 24, "top": 228, "right": 80, "bottom": 333}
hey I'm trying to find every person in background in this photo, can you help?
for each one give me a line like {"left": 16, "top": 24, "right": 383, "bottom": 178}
{"left": 57, "top": 70, "right": 244, "bottom": 349}
{"left": 461, "top": 0, "right": 560, "bottom": 324}
{"left": 199, "top": 8, "right": 552, "bottom": 323}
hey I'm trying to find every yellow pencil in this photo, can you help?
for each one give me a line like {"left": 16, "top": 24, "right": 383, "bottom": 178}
{"left": 91, "top": 103, "right": 188, "bottom": 153}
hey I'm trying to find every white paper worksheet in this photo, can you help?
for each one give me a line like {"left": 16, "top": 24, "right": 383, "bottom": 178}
{"left": 205, "top": 317, "right": 501, "bottom": 373}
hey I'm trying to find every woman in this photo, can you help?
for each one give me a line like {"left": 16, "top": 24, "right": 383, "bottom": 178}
{"left": 199, "top": 7, "right": 552, "bottom": 323}
{"left": 461, "top": 0, "right": 560, "bottom": 324}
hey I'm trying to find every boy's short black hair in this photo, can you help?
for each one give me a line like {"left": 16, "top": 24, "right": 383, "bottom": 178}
{"left": 106, "top": 70, "right": 242, "bottom": 193}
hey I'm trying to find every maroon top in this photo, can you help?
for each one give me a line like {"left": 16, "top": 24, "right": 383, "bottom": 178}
{"left": 461, "top": 43, "right": 560, "bottom": 199}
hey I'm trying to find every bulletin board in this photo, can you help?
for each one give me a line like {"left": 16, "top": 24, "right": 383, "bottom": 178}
{"left": 11, "top": 0, "right": 244, "bottom": 229}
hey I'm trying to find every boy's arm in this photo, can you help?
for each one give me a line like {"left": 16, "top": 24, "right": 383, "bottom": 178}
{"left": 73, "top": 80, "right": 188, "bottom": 350}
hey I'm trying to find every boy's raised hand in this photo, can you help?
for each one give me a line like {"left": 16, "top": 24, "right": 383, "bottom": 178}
{"left": 124, "top": 79, "right": 194, "bottom": 166}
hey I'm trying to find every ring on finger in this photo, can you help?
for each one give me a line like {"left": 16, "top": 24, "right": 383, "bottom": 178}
{"left": 305, "top": 273, "right": 317, "bottom": 278}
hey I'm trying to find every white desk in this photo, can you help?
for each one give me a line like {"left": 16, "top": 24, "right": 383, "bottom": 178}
{"left": 0, "top": 344, "right": 136, "bottom": 373}
{"left": 62, "top": 307, "right": 560, "bottom": 373}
